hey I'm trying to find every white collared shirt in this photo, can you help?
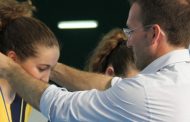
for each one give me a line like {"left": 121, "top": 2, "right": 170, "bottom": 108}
{"left": 40, "top": 49, "right": 190, "bottom": 122}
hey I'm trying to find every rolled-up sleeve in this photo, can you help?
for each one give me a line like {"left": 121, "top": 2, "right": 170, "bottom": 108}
{"left": 40, "top": 85, "right": 63, "bottom": 120}
{"left": 40, "top": 77, "right": 123, "bottom": 121}
{"left": 111, "top": 77, "right": 122, "bottom": 86}
{"left": 40, "top": 78, "right": 146, "bottom": 122}
{"left": 40, "top": 85, "right": 114, "bottom": 122}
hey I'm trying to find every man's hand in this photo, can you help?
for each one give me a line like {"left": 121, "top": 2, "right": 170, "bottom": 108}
{"left": 0, "top": 52, "right": 49, "bottom": 110}
{"left": 0, "top": 52, "right": 15, "bottom": 79}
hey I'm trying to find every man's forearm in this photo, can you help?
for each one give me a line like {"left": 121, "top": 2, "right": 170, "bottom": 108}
{"left": 50, "top": 63, "right": 112, "bottom": 91}
{"left": 4, "top": 60, "right": 49, "bottom": 110}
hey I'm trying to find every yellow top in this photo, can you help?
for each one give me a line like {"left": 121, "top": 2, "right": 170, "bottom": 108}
{"left": 0, "top": 93, "right": 12, "bottom": 122}
{"left": 0, "top": 89, "right": 32, "bottom": 122}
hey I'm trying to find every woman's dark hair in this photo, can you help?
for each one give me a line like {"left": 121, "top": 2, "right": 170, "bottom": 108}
{"left": 0, "top": 0, "right": 59, "bottom": 60}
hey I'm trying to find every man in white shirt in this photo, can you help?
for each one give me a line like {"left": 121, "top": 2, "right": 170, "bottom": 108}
{"left": 1, "top": 0, "right": 190, "bottom": 121}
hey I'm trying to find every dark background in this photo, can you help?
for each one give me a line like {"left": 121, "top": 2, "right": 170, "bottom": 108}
{"left": 31, "top": 0, "right": 130, "bottom": 69}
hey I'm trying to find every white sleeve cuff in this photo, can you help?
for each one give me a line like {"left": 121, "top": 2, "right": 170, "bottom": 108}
{"left": 111, "top": 77, "right": 122, "bottom": 86}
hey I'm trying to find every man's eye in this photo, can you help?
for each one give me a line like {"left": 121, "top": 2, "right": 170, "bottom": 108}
{"left": 129, "top": 30, "right": 134, "bottom": 34}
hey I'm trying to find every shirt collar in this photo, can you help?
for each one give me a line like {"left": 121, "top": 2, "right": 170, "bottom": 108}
{"left": 141, "top": 49, "right": 190, "bottom": 74}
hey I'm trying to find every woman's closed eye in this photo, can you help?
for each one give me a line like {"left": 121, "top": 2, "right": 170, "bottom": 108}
{"left": 38, "top": 65, "right": 50, "bottom": 72}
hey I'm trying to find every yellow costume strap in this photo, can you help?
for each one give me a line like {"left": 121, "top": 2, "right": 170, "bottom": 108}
{"left": 0, "top": 87, "right": 12, "bottom": 122}
{"left": 0, "top": 88, "right": 32, "bottom": 122}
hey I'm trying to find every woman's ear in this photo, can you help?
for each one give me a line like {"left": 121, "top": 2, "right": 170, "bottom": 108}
{"left": 105, "top": 65, "right": 115, "bottom": 76}
{"left": 6, "top": 51, "right": 18, "bottom": 62}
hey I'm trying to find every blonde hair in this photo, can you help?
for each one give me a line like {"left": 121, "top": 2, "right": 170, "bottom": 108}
{"left": 85, "top": 28, "right": 136, "bottom": 76}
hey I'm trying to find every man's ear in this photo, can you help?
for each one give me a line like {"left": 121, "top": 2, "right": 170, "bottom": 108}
{"left": 105, "top": 65, "right": 115, "bottom": 76}
{"left": 6, "top": 51, "right": 18, "bottom": 61}
{"left": 149, "top": 24, "right": 162, "bottom": 45}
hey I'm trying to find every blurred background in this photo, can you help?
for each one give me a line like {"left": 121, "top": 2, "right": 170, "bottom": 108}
{"left": 29, "top": 0, "right": 130, "bottom": 69}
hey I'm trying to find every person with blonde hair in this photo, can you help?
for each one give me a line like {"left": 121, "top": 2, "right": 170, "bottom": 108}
{"left": 85, "top": 28, "right": 138, "bottom": 77}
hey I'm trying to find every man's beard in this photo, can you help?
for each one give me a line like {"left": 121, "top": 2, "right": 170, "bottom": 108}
{"left": 134, "top": 52, "right": 153, "bottom": 71}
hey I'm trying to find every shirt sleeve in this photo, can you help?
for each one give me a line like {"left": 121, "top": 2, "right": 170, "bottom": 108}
{"left": 111, "top": 77, "right": 122, "bottom": 86}
{"left": 40, "top": 79, "right": 146, "bottom": 122}
{"left": 39, "top": 77, "right": 123, "bottom": 120}
{"left": 40, "top": 85, "right": 64, "bottom": 120}
{"left": 40, "top": 85, "right": 121, "bottom": 122}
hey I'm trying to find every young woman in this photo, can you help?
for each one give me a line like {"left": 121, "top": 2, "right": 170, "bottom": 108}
{"left": 85, "top": 28, "right": 139, "bottom": 77}
{"left": 0, "top": 1, "right": 60, "bottom": 122}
